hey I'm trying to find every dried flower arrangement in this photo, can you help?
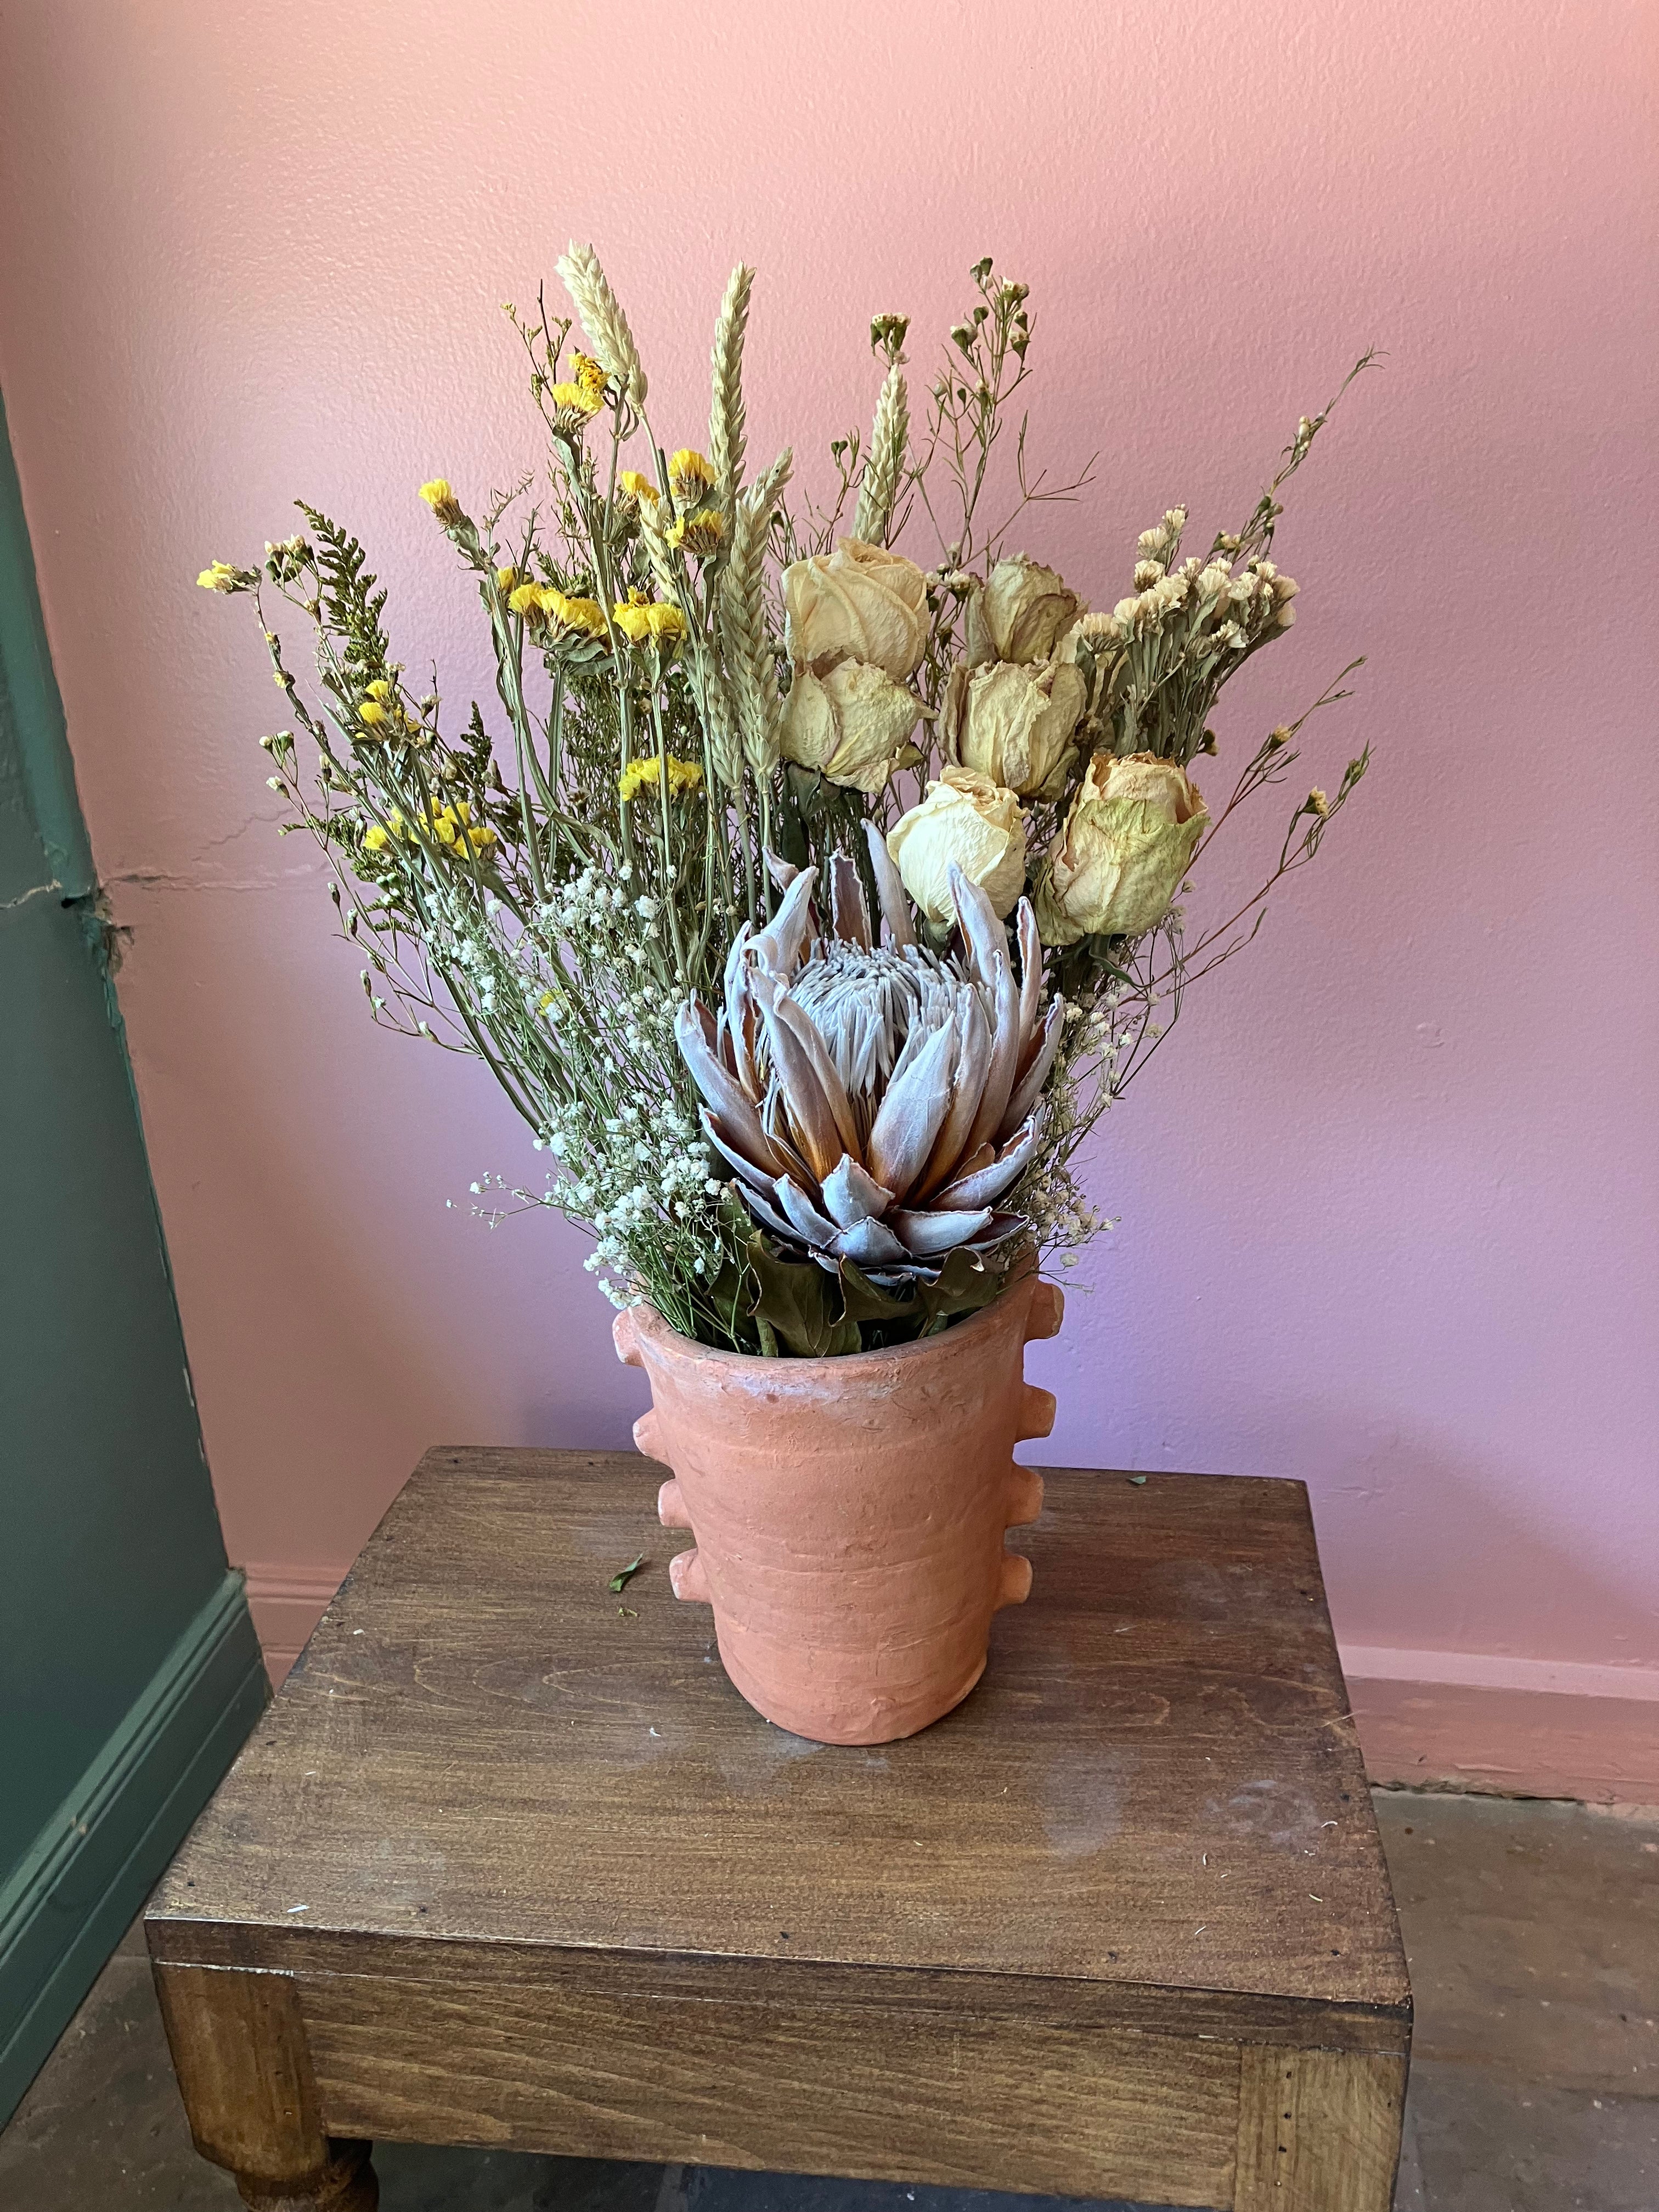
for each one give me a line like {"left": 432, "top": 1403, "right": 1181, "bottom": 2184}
{"left": 200, "top": 248, "right": 1371, "bottom": 1358}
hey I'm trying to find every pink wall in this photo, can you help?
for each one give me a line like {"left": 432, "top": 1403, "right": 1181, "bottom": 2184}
{"left": 3, "top": 3, "right": 1655, "bottom": 1786}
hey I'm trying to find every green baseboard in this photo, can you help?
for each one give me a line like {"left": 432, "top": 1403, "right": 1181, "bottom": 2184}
{"left": 0, "top": 1570, "right": 268, "bottom": 2124}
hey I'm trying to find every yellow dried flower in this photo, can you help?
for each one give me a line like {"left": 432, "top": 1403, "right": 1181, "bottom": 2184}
{"left": 571, "top": 351, "right": 609, "bottom": 404}
{"left": 617, "top": 470, "right": 659, "bottom": 506}
{"left": 543, "top": 589, "right": 607, "bottom": 638}
{"left": 667, "top": 506, "right": 725, "bottom": 560}
{"left": 612, "top": 596, "right": 686, "bottom": 646}
{"left": 618, "top": 754, "right": 703, "bottom": 800}
{"left": 495, "top": 566, "right": 517, "bottom": 592}
{"left": 362, "top": 797, "right": 494, "bottom": 860}
{"left": 419, "top": 479, "right": 465, "bottom": 526}
{"left": 509, "top": 582, "right": 545, "bottom": 619}
{"left": 364, "top": 678, "right": 392, "bottom": 700}
{"left": 357, "top": 701, "right": 388, "bottom": 727}
{"left": 667, "top": 448, "right": 715, "bottom": 510}
{"left": 196, "top": 560, "right": 252, "bottom": 594}
{"left": 549, "top": 380, "right": 604, "bottom": 417}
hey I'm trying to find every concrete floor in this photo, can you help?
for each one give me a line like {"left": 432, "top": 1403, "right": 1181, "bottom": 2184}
{"left": 1, "top": 1791, "right": 1654, "bottom": 2211}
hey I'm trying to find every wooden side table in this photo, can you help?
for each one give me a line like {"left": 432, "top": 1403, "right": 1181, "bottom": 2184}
{"left": 146, "top": 1451, "right": 1410, "bottom": 2211}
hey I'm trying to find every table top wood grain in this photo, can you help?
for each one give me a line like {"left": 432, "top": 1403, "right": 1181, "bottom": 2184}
{"left": 148, "top": 1448, "right": 1409, "bottom": 2054}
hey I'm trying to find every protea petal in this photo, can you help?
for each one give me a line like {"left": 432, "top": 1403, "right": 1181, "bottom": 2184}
{"left": 722, "top": 921, "right": 752, "bottom": 1024}
{"left": 775, "top": 1175, "right": 839, "bottom": 1248}
{"left": 821, "top": 1154, "right": 895, "bottom": 1228}
{"left": 935, "top": 1115, "right": 1040, "bottom": 1208}
{"left": 962, "top": 956, "right": 1023, "bottom": 1160}
{"left": 751, "top": 865, "right": 818, "bottom": 975}
{"left": 961, "top": 1210, "right": 1028, "bottom": 1254}
{"left": 765, "top": 848, "right": 801, "bottom": 891}
{"left": 885, "top": 1000, "right": 945, "bottom": 1088}
{"left": 1000, "top": 997, "right": 1064, "bottom": 1141}
{"left": 732, "top": 1178, "right": 800, "bottom": 1243}
{"left": 676, "top": 1002, "right": 776, "bottom": 1167}
{"left": 726, "top": 963, "right": 763, "bottom": 1096}
{"left": 863, "top": 820, "right": 916, "bottom": 950}
{"left": 700, "top": 1106, "right": 782, "bottom": 1193}
{"left": 866, "top": 1018, "right": 956, "bottom": 1199}
{"left": 949, "top": 864, "right": 1011, "bottom": 991}
{"left": 771, "top": 992, "right": 860, "bottom": 1156}
{"left": 831, "top": 1216, "right": 910, "bottom": 1267}
{"left": 913, "top": 991, "right": 992, "bottom": 1203}
{"left": 1016, "top": 898, "right": 1043, "bottom": 1054}
{"left": 887, "top": 1204, "right": 995, "bottom": 1256}
{"left": 759, "top": 998, "right": 853, "bottom": 1183}
{"left": 759, "top": 1085, "right": 814, "bottom": 1186}
{"left": 829, "top": 853, "right": 872, "bottom": 950}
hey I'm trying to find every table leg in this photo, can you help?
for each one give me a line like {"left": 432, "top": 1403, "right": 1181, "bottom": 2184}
{"left": 151, "top": 1961, "right": 378, "bottom": 2209}
{"left": 1234, "top": 2045, "right": 1408, "bottom": 2212}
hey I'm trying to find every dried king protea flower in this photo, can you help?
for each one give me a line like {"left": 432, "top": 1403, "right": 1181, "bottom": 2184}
{"left": 674, "top": 829, "right": 1064, "bottom": 1286}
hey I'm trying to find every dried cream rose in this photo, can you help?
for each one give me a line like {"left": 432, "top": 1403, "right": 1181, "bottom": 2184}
{"left": 778, "top": 661, "right": 921, "bottom": 794}
{"left": 964, "top": 555, "right": 1085, "bottom": 665}
{"left": 1034, "top": 752, "right": 1209, "bottom": 945}
{"left": 887, "top": 768, "right": 1028, "bottom": 925}
{"left": 782, "top": 538, "right": 928, "bottom": 682}
{"left": 943, "top": 654, "right": 1088, "bottom": 800}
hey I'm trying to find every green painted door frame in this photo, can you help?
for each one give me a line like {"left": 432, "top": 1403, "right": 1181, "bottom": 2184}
{"left": 0, "top": 390, "right": 267, "bottom": 2123}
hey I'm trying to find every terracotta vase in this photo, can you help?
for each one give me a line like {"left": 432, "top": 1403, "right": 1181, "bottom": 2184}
{"left": 612, "top": 1272, "right": 1064, "bottom": 1745}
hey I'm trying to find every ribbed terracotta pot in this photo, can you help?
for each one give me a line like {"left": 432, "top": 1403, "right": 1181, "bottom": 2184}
{"left": 612, "top": 1272, "right": 1064, "bottom": 1745}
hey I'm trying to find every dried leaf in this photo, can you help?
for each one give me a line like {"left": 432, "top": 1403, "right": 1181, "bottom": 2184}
{"left": 837, "top": 1259, "right": 915, "bottom": 1326}
{"left": 914, "top": 1246, "right": 1011, "bottom": 1331}
{"left": 749, "top": 1236, "right": 860, "bottom": 1357}
{"left": 608, "top": 1554, "right": 646, "bottom": 1593}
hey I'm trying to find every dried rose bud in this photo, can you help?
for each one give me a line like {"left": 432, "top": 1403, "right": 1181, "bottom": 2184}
{"left": 888, "top": 769, "right": 1028, "bottom": 924}
{"left": 1034, "top": 753, "right": 1209, "bottom": 945}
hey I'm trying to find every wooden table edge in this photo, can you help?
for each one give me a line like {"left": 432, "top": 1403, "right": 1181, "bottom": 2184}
{"left": 144, "top": 1909, "right": 1410, "bottom": 2058}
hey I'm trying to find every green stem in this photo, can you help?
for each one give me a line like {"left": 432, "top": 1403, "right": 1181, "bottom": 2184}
{"left": 648, "top": 690, "right": 690, "bottom": 985}
{"left": 734, "top": 781, "right": 757, "bottom": 931}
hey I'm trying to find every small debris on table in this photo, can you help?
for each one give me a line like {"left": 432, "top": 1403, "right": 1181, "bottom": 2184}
{"left": 608, "top": 1554, "right": 646, "bottom": 1594}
